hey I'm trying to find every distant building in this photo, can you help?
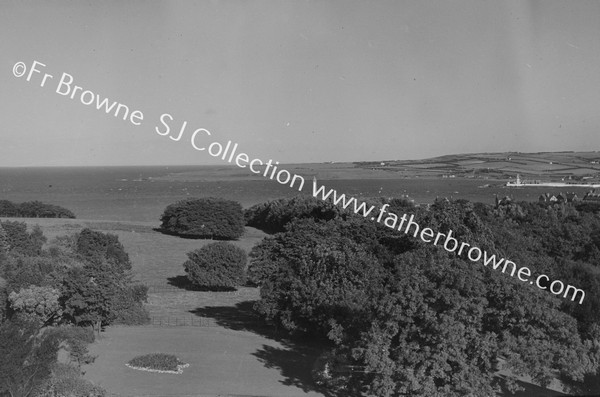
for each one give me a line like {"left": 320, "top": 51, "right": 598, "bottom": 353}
{"left": 566, "top": 192, "right": 579, "bottom": 202}
{"left": 583, "top": 190, "right": 600, "bottom": 202}
{"left": 495, "top": 195, "right": 513, "bottom": 207}
{"left": 539, "top": 192, "right": 579, "bottom": 204}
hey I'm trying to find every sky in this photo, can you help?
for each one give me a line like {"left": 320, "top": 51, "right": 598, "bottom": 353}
{"left": 1, "top": 0, "right": 600, "bottom": 166}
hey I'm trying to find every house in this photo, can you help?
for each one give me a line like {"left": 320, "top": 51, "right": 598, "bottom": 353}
{"left": 566, "top": 192, "right": 579, "bottom": 202}
{"left": 583, "top": 190, "right": 600, "bottom": 202}
{"left": 495, "top": 195, "right": 513, "bottom": 207}
{"left": 539, "top": 192, "right": 579, "bottom": 204}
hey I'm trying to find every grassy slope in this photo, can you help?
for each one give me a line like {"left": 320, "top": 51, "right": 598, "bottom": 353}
{"left": 8, "top": 217, "right": 325, "bottom": 397}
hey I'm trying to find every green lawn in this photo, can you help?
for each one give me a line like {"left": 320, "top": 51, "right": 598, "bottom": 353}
{"left": 84, "top": 326, "right": 326, "bottom": 397}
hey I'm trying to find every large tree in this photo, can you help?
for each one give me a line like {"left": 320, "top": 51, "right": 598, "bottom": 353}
{"left": 8, "top": 286, "right": 62, "bottom": 326}
{"left": 160, "top": 197, "right": 245, "bottom": 240}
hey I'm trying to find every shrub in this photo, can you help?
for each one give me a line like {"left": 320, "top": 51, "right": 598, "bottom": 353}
{"left": 44, "top": 326, "right": 95, "bottom": 367}
{"left": 40, "top": 363, "right": 106, "bottom": 397}
{"left": 0, "top": 221, "right": 46, "bottom": 256}
{"left": 160, "top": 197, "right": 245, "bottom": 240}
{"left": 75, "top": 228, "right": 131, "bottom": 273}
{"left": 183, "top": 242, "right": 247, "bottom": 290}
{"left": 127, "top": 353, "right": 188, "bottom": 373}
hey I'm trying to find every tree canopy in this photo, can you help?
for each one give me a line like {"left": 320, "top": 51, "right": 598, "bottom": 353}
{"left": 248, "top": 196, "right": 600, "bottom": 395}
{"left": 0, "top": 200, "right": 75, "bottom": 218}
{"left": 160, "top": 197, "right": 245, "bottom": 240}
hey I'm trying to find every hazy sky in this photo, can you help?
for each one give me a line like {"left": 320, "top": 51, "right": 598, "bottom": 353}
{"left": 2, "top": 0, "right": 600, "bottom": 166}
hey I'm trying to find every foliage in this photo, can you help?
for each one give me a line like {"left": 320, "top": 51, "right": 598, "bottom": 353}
{"left": 160, "top": 197, "right": 245, "bottom": 240}
{"left": 0, "top": 319, "right": 59, "bottom": 397}
{"left": 0, "top": 199, "right": 75, "bottom": 219}
{"left": 127, "top": 353, "right": 186, "bottom": 372}
{"left": 0, "top": 221, "right": 47, "bottom": 256}
{"left": 2, "top": 255, "right": 65, "bottom": 295}
{"left": 183, "top": 242, "right": 247, "bottom": 290}
{"left": 60, "top": 266, "right": 116, "bottom": 332}
{"left": 44, "top": 326, "right": 96, "bottom": 367}
{"left": 36, "top": 363, "right": 106, "bottom": 397}
{"left": 253, "top": 221, "right": 382, "bottom": 340}
{"left": 0, "top": 223, "right": 10, "bottom": 260}
{"left": 110, "top": 284, "right": 150, "bottom": 325}
{"left": 57, "top": 229, "right": 148, "bottom": 330}
{"left": 8, "top": 285, "right": 62, "bottom": 325}
{"left": 75, "top": 228, "right": 131, "bottom": 274}
{"left": 244, "top": 195, "right": 345, "bottom": 233}
{"left": 248, "top": 197, "right": 600, "bottom": 396}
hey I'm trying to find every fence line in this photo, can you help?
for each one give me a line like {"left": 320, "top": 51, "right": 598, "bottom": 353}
{"left": 148, "top": 315, "right": 215, "bottom": 327}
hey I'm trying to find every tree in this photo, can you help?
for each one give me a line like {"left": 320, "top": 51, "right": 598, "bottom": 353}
{"left": 183, "top": 242, "right": 247, "bottom": 290}
{"left": 251, "top": 219, "right": 383, "bottom": 340}
{"left": 8, "top": 285, "right": 62, "bottom": 326}
{"left": 60, "top": 266, "right": 116, "bottom": 333}
{"left": 0, "top": 319, "right": 59, "bottom": 397}
{"left": 244, "top": 195, "right": 344, "bottom": 233}
{"left": 0, "top": 221, "right": 46, "bottom": 257}
{"left": 2, "top": 255, "right": 64, "bottom": 295}
{"left": 0, "top": 223, "right": 10, "bottom": 259}
{"left": 160, "top": 197, "right": 245, "bottom": 240}
{"left": 75, "top": 228, "right": 131, "bottom": 274}
{"left": 0, "top": 200, "right": 75, "bottom": 218}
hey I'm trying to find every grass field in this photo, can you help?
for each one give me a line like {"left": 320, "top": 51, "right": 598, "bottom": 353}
{"left": 85, "top": 326, "right": 325, "bottom": 397}
{"left": 6, "top": 218, "right": 327, "bottom": 397}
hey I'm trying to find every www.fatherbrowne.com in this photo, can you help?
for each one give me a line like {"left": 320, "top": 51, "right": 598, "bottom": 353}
{"left": 312, "top": 177, "right": 585, "bottom": 304}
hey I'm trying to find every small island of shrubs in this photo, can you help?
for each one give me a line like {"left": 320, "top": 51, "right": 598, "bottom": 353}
{"left": 126, "top": 353, "right": 189, "bottom": 374}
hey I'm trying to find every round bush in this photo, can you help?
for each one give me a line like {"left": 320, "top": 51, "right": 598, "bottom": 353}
{"left": 183, "top": 242, "right": 247, "bottom": 289}
{"left": 127, "top": 353, "right": 188, "bottom": 374}
{"left": 160, "top": 197, "right": 245, "bottom": 240}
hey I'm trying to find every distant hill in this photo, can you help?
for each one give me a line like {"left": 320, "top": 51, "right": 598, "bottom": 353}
{"left": 356, "top": 151, "right": 600, "bottom": 183}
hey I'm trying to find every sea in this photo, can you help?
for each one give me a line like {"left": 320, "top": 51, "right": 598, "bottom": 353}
{"left": 0, "top": 165, "right": 593, "bottom": 223}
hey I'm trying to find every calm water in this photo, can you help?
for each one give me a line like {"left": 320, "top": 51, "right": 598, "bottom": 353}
{"left": 0, "top": 166, "right": 592, "bottom": 222}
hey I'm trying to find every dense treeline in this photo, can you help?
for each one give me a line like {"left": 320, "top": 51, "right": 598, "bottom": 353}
{"left": 0, "top": 222, "right": 147, "bottom": 396}
{"left": 0, "top": 199, "right": 76, "bottom": 218}
{"left": 160, "top": 197, "right": 245, "bottom": 239}
{"left": 248, "top": 195, "right": 600, "bottom": 396}
{"left": 244, "top": 196, "right": 346, "bottom": 233}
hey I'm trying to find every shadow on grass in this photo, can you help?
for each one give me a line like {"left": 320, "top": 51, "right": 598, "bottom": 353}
{"left": 190, "top": 301, "right": 274, "bottom": 335}
{"left": 152, "top": 227, "right": 239, "bottom": 241}
{"left": 496, "top": 374, "right": 567, "bottom": 397}
{"left": 252, "top": 344, "right": 340, "bottom": 397}
{"left": 190, "top": 301, "right": 336, "bottom": 396}
{"left": 166, "top": 275, "right": 236, "bottom": 292}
